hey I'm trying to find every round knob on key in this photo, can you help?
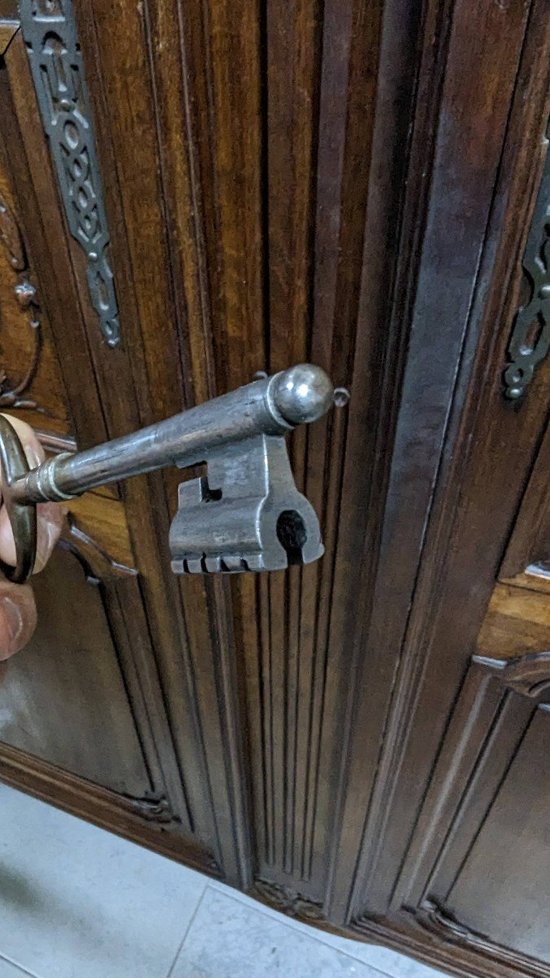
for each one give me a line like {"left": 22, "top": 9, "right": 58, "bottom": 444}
{"left": 270, "top": 364, "right": 334, "bottom": 426}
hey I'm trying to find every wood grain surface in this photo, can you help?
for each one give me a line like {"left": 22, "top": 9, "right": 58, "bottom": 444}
{"left": 2, "top": 2, "right": 550, "bottom": 977}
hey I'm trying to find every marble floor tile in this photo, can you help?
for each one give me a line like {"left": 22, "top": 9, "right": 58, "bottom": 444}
{"left": 171, "top": 886, "right": 398, "bottom": 978}
{"left": 209, "top": 882, "right": 448, "bottom": 978}
{"left": 0, "top": 784, "right": 206, "bottom": 978}
{"left": 0, "top": 783, "right": 452, "bottom": 978}
{"left": 0, "top": 957, "right": 36, "bottom": 978}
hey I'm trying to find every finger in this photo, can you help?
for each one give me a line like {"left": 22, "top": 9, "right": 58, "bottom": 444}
{"left": 0, "top": 414, "right": 64, "bottom": 572}
{"left": 0, "top": 578, "right": 36, "bottom": 660}
{"left": 33, "top": 500, "right": 64, "bottom": 573}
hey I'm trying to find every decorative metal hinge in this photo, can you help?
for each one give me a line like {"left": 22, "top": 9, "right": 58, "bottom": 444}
{"left": 503, "top": 118, "right": 550, "bottom": 399}
{"left": 0, "top": 193, "right": 44, "bottom": 412}
{"left": 19, "top": 0, "right": 120, "bottom": 348}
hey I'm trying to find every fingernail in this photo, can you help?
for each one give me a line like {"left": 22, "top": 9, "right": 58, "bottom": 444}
{"left": 34, "top": 519, "right": 58, "bottom": 573}
{"left": 0, "top": 596, "right": 23, "bottom": 655}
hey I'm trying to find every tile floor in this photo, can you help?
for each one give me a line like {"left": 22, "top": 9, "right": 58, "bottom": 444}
{"left": 0, "top": 784, "right": 450, "bottom": 978}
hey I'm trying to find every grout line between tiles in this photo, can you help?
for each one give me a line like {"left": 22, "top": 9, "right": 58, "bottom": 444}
{"left": 205, "top": 883, "right": 437, "bottom": 978}
{"left": 0, "top": 950, "right": 42, "bottom": 978}
{"left": 163, "top": 881, "right": 210, "bottom": 978}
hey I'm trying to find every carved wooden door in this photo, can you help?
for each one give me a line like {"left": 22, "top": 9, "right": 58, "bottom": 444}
{"left": 0, "top": 8, "right": 226, "bottom": 871}
{"left": 2, "top": 0, "right": 550, "bottom": 976}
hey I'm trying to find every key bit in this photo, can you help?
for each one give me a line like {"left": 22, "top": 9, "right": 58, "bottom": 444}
{"left": 0, "top": 364, "right": 335, "bottom": 582}
{"left": 169, "top": 434, "right": 323, "bottom": 574}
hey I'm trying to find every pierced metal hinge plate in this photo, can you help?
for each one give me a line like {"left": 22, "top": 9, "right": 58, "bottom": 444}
{"left": 503, "top": 118, "right": 550, "bottom": 400}
{"left": 19, "top": 0, "right": 120, "bottom": 348}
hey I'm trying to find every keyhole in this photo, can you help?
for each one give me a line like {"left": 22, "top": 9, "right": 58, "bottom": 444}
{"left": 276, "top": 510, "right": 307, "bottom": 565}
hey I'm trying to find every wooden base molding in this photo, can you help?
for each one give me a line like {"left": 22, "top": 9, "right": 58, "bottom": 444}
{"left": 0, "top": 743, "right": 220, "bottom": 877}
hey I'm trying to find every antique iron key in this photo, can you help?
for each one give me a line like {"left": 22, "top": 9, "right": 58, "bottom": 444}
{"left": 0, "top": 364, "right": 334, "bottom": 583}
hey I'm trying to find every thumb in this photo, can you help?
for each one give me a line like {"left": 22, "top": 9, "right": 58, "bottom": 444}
{"left": 0, "top": 578, "right": 37, "bottom": 661}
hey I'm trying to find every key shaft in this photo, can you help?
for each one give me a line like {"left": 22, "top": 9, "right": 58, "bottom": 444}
{"left": 10, "top": 364, "right": 333, "bottom": 505}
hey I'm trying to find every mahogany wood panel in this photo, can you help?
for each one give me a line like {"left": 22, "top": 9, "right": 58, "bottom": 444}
{"left": 446, "top": 708, "right": 550, "bottom": 962}
{"left": 0, "top": 741, "right": 217, "bottom": 874}
{"left": 387, "top": 655, "right": 550, "bottom": 977}
{"left": 0, "top": 545, "right": 148, "bottom": 793}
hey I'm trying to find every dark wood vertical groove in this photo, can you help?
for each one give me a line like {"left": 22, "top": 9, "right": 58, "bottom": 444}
{"left": 247, "top": 0, "right": 414, "bottom": 894}
{"left": 246, "top": 0, "right": 324, "bottom": 882}
{"left": 136, "top": 3, "right": 209, "bottom": 838}
{"left": 253, "top": 575, "right": 270, "bottom": 865}
{"left": 148, "top": 0, "right": 264, "bottom": 884}
{"left": 305, "top": 0, "right": 384, "bottom": 891}
{"left": 391, "top": 663, "right": 505, "bottom": 908}
{"left": 303, "top": 413, "right": 350, "bottom": 881}
{"left": 79, "top": 0, "right": 222, "bottom": 849}
{"left": 440, "top": 698, "right": 532, "bottom": 906}
{"left": 302, "top": 0, "right": 390, "bottom": 896}
{"left": 158, "top": 0, "right": 251, "bottom": 881}
{"left": 140, "top": 0, "right": 238, "bottom": 865}
{"left": 264, "top": 576, "right": 276, "bottom": 866}
{"left": 73, "top": 0, "right": 265, "bottom": 883}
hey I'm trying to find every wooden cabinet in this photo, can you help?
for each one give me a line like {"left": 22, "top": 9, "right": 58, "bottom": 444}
{"left": 1, "top": 1, "right": 550, "bottom": 976}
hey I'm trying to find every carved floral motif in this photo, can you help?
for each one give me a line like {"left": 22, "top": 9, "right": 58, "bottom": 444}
{"left": 252, "top": 879, "right": 325, "bottom": 921}
{"left": 63, "top": 516, "right": 137, "bottom": 583}
{"left": 474, "top": 652, "right": 550, "bottom": 703}
{"left": 0, "top": 192, "right": 44, "bottom": 412}
{"left": 123, "top": 793, "right": 176, "bottom": 825}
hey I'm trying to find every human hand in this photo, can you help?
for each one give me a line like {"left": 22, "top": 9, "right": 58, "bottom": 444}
{"left": 0, "top": 415, "right": 64, "bottom": 670}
